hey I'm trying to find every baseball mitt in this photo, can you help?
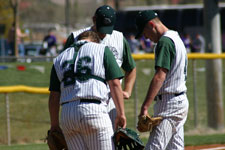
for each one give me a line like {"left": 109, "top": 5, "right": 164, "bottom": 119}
{"left": 137, "top": 114, "right": 163, "bottom": 132}
{"left": 46, "top": 129, "right": 68, "bottom": 150}
{"left": 113, "top": 128, "right": 145, "bottom": 150}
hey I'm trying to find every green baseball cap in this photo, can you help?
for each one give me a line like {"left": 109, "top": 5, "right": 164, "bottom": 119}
{"left": 135, "top": 10, "right": 158, "bottom": 39}
{"left": 95, "top": 5, "right": 116, "bottom": 34}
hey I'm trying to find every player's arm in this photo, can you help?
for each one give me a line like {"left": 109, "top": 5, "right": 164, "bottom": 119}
{"left": 121, "top": 37, "right": 136, "bottom": 99}
{"left": 49, "top": 91, "right": 60, "bottom": 130}
{"left": 140, "top": 67, "right": 167, "bottom": 116}
{"left": 104, "top": 46, "right": 126, "bottom": 129}
{"left": 108, "top": 79, "right": 126, "bottom": 129}
{"left": 140, "top": 37, "right": 175, "bottom": 116}
{"left": 48, "top": 65, "right": 61, "bottom": 131}
{"left": 123, "top": 67, "right": 136, "bottom": 99}
{"left": 63, "top": 33, "right": 75, "bottom": 50}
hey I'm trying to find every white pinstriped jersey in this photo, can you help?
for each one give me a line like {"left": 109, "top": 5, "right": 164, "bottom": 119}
{"left": 54, "top": 41, "right": 109, "bottom": 105}
{"left": 157, "top": 30, "right": 188, "bottom": 95}
{"left": 72, "top": 27, "right": 124, "bottom": 67}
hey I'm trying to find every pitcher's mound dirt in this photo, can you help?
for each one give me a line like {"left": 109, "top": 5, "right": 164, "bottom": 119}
{"left": 185, "top": 144, "right": 225, "bottom": 150}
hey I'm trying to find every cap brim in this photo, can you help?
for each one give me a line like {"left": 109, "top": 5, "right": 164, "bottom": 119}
{"left": 97, "top": 25, "right": 114, "bottom": 34}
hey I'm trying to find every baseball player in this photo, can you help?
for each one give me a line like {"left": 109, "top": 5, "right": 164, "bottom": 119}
{"left": 48, "top": 31, "right": 126, "bottom": 150}
{"left": 135, "top": 10, "right": 189, "bottom": 150}
{"left": 63, "top": 5, "right": 136, "bottom": 130}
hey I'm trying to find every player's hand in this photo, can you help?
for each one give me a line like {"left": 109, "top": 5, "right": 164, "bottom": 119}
{"left": 50, "top": 125, "right": 62, "bottom": 133}
{"left": 123, "top": 91, "right": 130, "bottom": 99}
{"left": 139, "top": 106, "right": 149, "bottom": 117}
{"left": 115, "top": 115, "right": 126, "bottom": 130}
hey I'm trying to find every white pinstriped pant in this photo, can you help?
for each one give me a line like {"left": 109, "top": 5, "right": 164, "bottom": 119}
{"left": 107, "top": 98, "right": 117, "bottom": 131}
{"left": 145, "top": 93, "right": 189, "bottom": 150}
{"left": 60, "top": 100, "right": 115, "bottom": 150}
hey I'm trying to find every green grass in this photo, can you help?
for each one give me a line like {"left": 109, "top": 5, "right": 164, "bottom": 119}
{"left": 0, "top": 143, "right": 48, "bottom": 150}
{"left": 184, "top": 134, "right": 225, "bottom": 146}
{"left": 0, "top": 62, "right": 52, "bottom": 86}
{"left": 0, "top": 60, "right": 225, "bottom": 146}
{"left": 0, "top": 134, "right": 225, "bottom": 150}
{"left": 140, "top": 134, "right": 225, "bottom": 146}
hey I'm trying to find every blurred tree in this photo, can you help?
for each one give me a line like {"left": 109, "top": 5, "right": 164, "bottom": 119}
{"left": 146, "top": 0, "right": 169, "bottom": 5}
{"left": 65, "top": 0, "right": 70, "bottom": 34}
{"left": 180, "top": 0, "right": 203, "bottom": 4}
{"left": 70, "top": 0, "right": 78, "bottom": 28}
{"left": 139, "top": 0, "right": 204, "bottom": 5}
{"left": 19, "top": 0, "right": 64, "bottom": 24}
{"left": 9, "top": 0, "right": 20, "bottom": 57}
{"left": 7, "top": 0, "right": 225, "bottom": 40}
{"left": 0, "top": 0, "right": 13, "bottom": 37}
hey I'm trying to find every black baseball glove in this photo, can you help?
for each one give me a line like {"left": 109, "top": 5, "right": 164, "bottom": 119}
{"left": 113, "top": 128, "right": 145, "bottom": 150}
{"left": 46, "top": 129, "right": 68, "bottom": 150}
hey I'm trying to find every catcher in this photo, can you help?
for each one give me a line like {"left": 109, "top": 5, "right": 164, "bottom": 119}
{"left": 48, "top": 31, "right": 126, "bottom": 150}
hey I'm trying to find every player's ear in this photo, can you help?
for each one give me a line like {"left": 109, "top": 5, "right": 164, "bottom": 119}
{"left": 147, "top": 20, "right": 155, "bottom": 28}
{"left": 92, "top": 16, "right": 96, "bottom": 24}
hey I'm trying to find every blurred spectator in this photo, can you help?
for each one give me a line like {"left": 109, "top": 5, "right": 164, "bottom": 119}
{"left": 0, "top": 39, "right": 8, "bottom": 56}
{"left": 182, "top": 33, "right": 192, "bottom": 53}
{"left": 127, "top": 34, "right": 140, "bottom": 53}
{"left": 7, "top": 22, "right": 27, "bottom": 56}
{"left": 41, "top": 29, "right": 57, "bottom": 56}
{"left": 139, "top": 36, "right": 153, "bottom": 53}
{"left": 191, "top": 33, "right": 205, "bottom": 53}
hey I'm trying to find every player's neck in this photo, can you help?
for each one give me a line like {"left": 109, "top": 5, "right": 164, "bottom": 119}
{"left": 91, "top": 26, "right": 97, "bottom": 32}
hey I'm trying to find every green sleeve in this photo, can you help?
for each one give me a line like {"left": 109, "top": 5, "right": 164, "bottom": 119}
{"left": 155, "top": 36, "right": 176, "bottom": 70}
{"left": 49, "top": 65, "right": 61, "bottom": 92}
{"left": 121, "top": 37, "right": 136, "bottom": 72}
{"left": 63, "top": 33, "right": 75, "bottom": 50}
{"left": 104, "top": 46, "right": 124, "bottom": 81}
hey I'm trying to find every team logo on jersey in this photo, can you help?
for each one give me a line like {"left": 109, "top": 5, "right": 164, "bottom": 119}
{"left": 108, "top": 46, "right": 119, "bottom": 59}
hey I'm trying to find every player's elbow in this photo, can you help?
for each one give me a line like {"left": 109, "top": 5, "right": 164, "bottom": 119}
{"left": 108, "top": 78, "right": 121, "bottom": 88}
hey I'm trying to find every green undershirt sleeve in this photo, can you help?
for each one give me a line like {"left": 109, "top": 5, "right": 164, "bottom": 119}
{"left": 121, "top": 37, "right": 136, "bottom": 72}
{"left": 155, "top": 36, "right": 176, "bottom": 70}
